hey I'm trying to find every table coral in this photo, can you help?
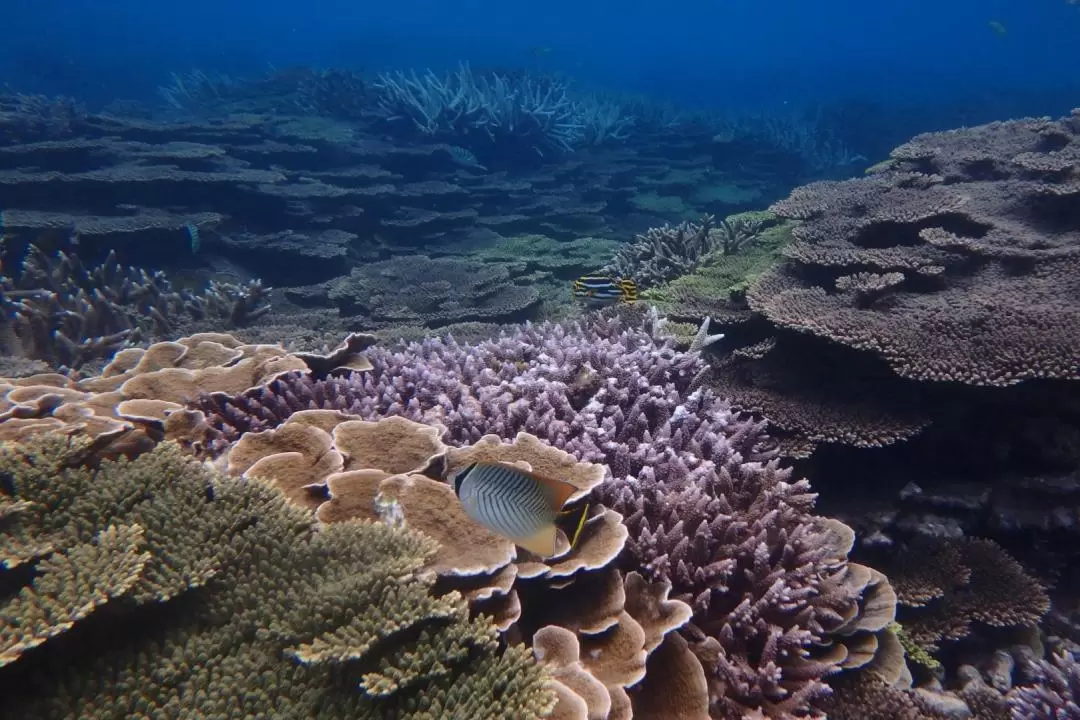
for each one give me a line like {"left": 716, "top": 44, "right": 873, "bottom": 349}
{"left": 326, "top": 255, "right": 540, "bottom": 329}
{"left": 688, "top": 109, "right": 1080, "bottom": 460}
{"left": 763, "top": 111, "right": 1080, "bottom": 388}
{"left": 870, "top": 536, "right": 1049, "bottom": 655}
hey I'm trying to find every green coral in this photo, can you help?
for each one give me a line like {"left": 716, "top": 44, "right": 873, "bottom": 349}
{"left": 888, "top": 621, "right": 942, "bottom": 672}
{"left": 644, "top": 214, "right": 793, "bottom": 319}
{"left": 0, "top": 435, "right": 554, "bottom": 719}
{"left": 629, "top": 192, "right": 692, "bottom": 215}
{"left": 690, "top": 182, "right": 764, "bottom": 208}
{"left": 463, "top": 233, "right": 620, "bottom": 277}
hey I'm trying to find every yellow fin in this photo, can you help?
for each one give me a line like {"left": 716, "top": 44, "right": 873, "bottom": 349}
{"left": 567, "top": 502, "right": 590, "bottom": 549}
{"left": 515, "top": 524, "right": 558, "bottom": 558}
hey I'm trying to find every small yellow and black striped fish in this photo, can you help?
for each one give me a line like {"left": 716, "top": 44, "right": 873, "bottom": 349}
{"left": 452, "top": 462, "right": 590, "bottom": 558}
{"left": 572, "top": 275, "right": 638, "bottom": 305}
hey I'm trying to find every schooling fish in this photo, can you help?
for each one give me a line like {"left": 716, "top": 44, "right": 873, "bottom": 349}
{"left": 452, "top": 461, "right": 590, "bottom": 558}
{"left": 572, "top": 275, "right": 638, "bottom": 306}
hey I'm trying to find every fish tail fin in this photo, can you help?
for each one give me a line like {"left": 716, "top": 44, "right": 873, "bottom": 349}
{"left": 566, "top": 502, "right": 590, "bottom": 549}
{"left": 518, "top": 525, "right": 559, "bottom": 558}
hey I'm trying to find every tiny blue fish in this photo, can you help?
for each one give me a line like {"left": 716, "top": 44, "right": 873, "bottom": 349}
{"left": 452, "top": 461, "right": 589, "bottom": 558}
{"left": 184, "top": 223, "right": 200, "bottom": 254}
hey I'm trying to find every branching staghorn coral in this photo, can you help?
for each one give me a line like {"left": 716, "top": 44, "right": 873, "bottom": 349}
{"left": 156, "top": 69, "right": 246, "bottom": 112}
{"left": 0, "top": 92, "right": 85, "bottom": 141}
{"left": 373, "top": 63, "right": 632, "bottom": 154}
{"left": 189, "top": 308, "right": 893, "bottom": 718}
{"left": 0, "top": 434, "right": 555, "bottom": 719}
{"left": 1007, "top": 649, "right": 1080, "bottom": 719}
{"left": 603, "top": 215, "right": 717, "bottom": 287}
{"left": 603, "top": 213, "right": 773, "bottom": 289}
{"left": 715, "top": 211, "right": 772, "bottom": 255}
{"left": 0, "top": 244, "right": 270, "bottom": 370}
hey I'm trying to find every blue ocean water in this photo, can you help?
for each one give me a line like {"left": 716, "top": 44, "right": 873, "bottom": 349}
{"left": 6, "top": 0, "right": 1078, "bottom": 123}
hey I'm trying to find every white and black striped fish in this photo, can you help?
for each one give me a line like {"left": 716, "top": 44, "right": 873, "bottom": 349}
{"left": 571, "top": 275, "right": 638, "bottom": 306}
{"left": 452, "top": 462, "right": 589, "bottom": 558}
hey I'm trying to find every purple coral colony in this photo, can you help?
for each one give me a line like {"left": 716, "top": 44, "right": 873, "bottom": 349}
{"left": 0, "top": 26, "right": 1079, "bottom": 720}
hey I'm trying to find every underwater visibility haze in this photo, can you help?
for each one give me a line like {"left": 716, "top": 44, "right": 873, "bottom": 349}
{"left": 0, "top": 1, "right": 1079, "bottom": 718}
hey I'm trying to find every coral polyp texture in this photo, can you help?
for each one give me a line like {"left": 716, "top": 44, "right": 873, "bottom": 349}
{"left": 689, "top": 109, "right": 1080, "bottom": 459}
{"left": 1007, "top": 650, "right": 1080, "bottom": 720}
{"left": 0, "top": 435, "right": 554, "bottom": 719}
{"left": 762, "top": 111, "right": 1080, "bottom": 388}
{"left": 602, "top": 212, "right": 778, "bottom": 290}
{"left": 0, "top": 244, "right": 269, "bottom": 370}
{"left": 186, "top": 309, "right": 895, "bottom": 718}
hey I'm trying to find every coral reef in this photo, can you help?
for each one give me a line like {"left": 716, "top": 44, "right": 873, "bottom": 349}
{"left": 0, "top": 333, "right": 311, "bottom": 457}
{"left": 690, "top": 109, "right": 1080, "bottom": 460}
{"left": 0, "top": 434, "right": 554, "bottom": 718}
{"left": 641, "top": 214, "right": 791, "bottom": 323}
{"left": 232, "top": 413, "right": 700, "bottom": 717}
{"left": 602, "top": 215, "right": 718, "bottom": 287}
{"left": 1, "top": 244, "right": 269, "bottom": 370}
{"left": 186, "top": 309, "right": 893, "bottom": 718}
{"left": 1007, "top": 649, "right": 1080, "bottom": 719}
{"left": 0, "top": 92, "right": 85, "bottom": 141}
{"left": 373, "top": 63, "right": 631, "bottom": 154}
{"left": 325, "top": 255, "right": 541, "bottom": 329}
{"left": 602, "top": 213, "right": 775, "bottom": 289}
{"left": 0, "top": 98, "right": 781, "bottom": 280}
{"left": 7, "top": 66, "right": 1079, "bottom": 720}
{"left": 872, "top": 536, "right": 1049, "bottom": 656}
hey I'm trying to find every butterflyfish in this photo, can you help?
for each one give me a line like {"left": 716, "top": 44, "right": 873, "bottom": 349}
{"left": 452, "top": 461, "right": 590, "bottom": 558}
{"left": 572, "top": 275, "right": 638, "bottom": 306}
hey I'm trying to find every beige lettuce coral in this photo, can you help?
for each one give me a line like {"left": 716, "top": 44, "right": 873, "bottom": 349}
{"left": 241, "top": 411, "right": 699, "bottom": 719}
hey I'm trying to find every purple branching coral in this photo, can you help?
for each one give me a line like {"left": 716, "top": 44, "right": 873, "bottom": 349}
{"left": 194, "top": 309, "right": 863, "bottom": 717}
{"left": 1008, "top": 651, "right": 1080, "bottom": 720}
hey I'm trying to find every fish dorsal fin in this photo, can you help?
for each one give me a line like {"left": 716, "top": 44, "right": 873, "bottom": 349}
{"left": 516, "top": 524, "right": 558, "bottom": 558}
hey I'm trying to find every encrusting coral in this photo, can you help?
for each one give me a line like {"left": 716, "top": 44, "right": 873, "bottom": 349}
{"left": 0, "top": 434, "right": 555, "bottom": 719}
{"left": 0, "top": 332, "right": 313, "bottom": 460}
